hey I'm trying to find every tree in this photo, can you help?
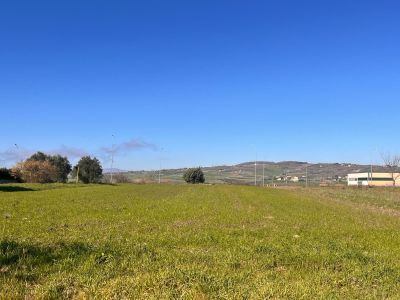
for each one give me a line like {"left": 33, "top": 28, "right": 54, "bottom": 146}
{"left": 27, "top": 152, "right": 72, "bottom": 183}
{"left": 73, "top": 156, "right": 103, "bottom": 184}
{"left": 48, "top": 155, "right": 72, "bottom": 183}
{"left": 28, "top": 151, "right": 48, "bottom": 162}
{"left": 0, "top": 168, "right": 21, "bottom": 182}
{"left": 12, "top": 160, "right": 58, "bottom": 183}
{"left": 183, "top": 167, "right": 205, "bottom": 184}
{"left": 381, "top": 152, "right": 400, "bottom": 186}
{"left": 103, "top": 173, "right": 130, "bottom": 183}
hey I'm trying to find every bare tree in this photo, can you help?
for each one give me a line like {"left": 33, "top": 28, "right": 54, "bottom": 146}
{"left": 12, "top": 160, "right": 58, "bottom": 183}
{"left": 381, "top": 152, "right": 400, "bottom": 186}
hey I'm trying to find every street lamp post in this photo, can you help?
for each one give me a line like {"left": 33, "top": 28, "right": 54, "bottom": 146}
{"left": 263, "top": 162, "right": 265, "bottom": 187}
{"left": 158, "top": 147, "right": 164, "bottom": 184}
{"left": 306, "top": 164, "right": 308, "bottom": 188}
{"left": 110, "top": 134, "right": 115, "bottom": 184}
{"left": 254, "top": 157, "right": 257, "bottom": 186}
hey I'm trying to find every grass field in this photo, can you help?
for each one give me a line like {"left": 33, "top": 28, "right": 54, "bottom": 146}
{"left": 1, "top": 184, "right": 400, "bottom": 299}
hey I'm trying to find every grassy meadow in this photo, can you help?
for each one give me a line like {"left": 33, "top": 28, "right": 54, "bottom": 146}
{"left": 1, "top": 184, "right": 400, "bottom": 299}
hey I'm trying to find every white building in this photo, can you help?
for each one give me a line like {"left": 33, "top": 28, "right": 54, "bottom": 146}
{"left": 347, "top": 172, "right": 400, "bottom": 187}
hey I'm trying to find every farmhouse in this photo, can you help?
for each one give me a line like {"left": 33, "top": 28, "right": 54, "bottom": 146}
{"left": 347, "top": 172, "right": 400, "bottom": 187}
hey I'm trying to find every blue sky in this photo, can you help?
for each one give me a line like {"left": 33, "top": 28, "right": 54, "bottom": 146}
{"left": 1, "top": 0, "right": 399, "bottom": 170}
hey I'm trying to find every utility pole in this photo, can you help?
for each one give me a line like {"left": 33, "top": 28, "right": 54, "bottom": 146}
{"left": 306, "top": 164, "right": 308, "bottom": 188}
{"left": 285, "top": 169, "right": 288, "bottom": 185}
{"left": 369, "top": 147, "right": 376, "bottom": 183}
{"left": 158, "top": 147, "right": 164, "bottom": 184}
{"left": 370, "top": 163, "right": 373, "bottom": 182}
{"left": 110, "top": 134, "right": 115, "bottom": 184}
{"left": 76, "top": 166, "right": 80, "bottom": 184}
{"left": 251, "top": 145, "right": 257, "bottom": 186}
{"left": 158, "top": 164, "right": 161, "bottom": 184}
{"left": 262, "top": 162, "right": 265, "bottom": 187}
{"left": 254, "top": 157, "right": 257, "bottom": 186}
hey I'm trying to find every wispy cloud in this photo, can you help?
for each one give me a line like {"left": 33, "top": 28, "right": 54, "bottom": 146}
{"left": 99, "top": 138, "right": 158, "bottom": 166}
{"left": 0, "top": 147, "right": 32, "bottom": 164}
{"left": 100, "top": 139, "right": 158, "bottom": 156}
{"left": 0, "top": 138, "right": 157, "bottom": 167}
{"left": 48, "top": 145, "right": 89, "bottom": 158}
{"left": 0, "top": 145, "right": 88, "bottom": 167}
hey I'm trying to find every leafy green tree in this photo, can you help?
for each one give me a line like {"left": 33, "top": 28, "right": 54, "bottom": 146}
{"left": 183, "top": 167, "right": 205, "bottom": 184}
{"left": 73, "top": 156, "right": 103, "bottom": 184}
{"left": 28, "top": 152, "right": 71, "bottom": 183}
{"left": 0, "top": 168, "right": 15, "bottom": 181}
{"left": 48, "top": 155, "right": 72, "bottom": 183}
{"left": 28, "top": 151, "right": 48, "bottom": 162}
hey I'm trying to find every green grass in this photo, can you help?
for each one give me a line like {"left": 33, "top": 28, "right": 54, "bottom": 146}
{"left": 1, "top": 184, "right": 400, "bottom": 299}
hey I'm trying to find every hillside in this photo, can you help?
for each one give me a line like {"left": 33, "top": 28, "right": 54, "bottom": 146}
{"left": 113, "top": 161, "right": 395, "bottom": 185}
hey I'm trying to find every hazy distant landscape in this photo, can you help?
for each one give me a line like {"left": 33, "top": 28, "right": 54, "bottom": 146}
{"left": 108, "top": 161, "right": 395, "bottom": 185}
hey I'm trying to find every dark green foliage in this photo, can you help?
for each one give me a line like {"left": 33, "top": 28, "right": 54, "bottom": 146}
{"left": 48, "top": 155, "right": 72, "bottom": 183}
{"left": 28, "top": 151, "right": 48, "bottom": 162}
{"left": 0, "top": 168, "right": 19, "bottom": 182}
{"left": 183, "top": 167, "right": 205, "bottom": 184}
{"left": 73, "top": 156, "right": 103, "bottom": 184}
{"left": 0, "top": 168, "right": 22, "bottom": 182}
{"left": 27, "top": 152, "right": 72, "bottom": 183}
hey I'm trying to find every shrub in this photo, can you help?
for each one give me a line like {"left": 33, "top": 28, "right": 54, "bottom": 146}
{"left": 27, "top": 152, "right": 72, "bottom": 183}
{"left": 48, "top": 155, "right": 72, "bottom": 183}
{"left": 73, "top": 156, "right": 103, "bottom": 184}
{"left": 0, "top": 168, "right": 19, "bottom": 182}
{"left": 183, "top": 167, "right": 205, "bottom": 184}
{"left": 103, "top": 173, "right": 131, "bottom": 184}
{"left": 12, "top": 160, "right": 58, "bottom": 183}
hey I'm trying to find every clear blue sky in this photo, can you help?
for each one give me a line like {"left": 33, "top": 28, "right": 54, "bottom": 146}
{"left": 1, "top": 0, "right": 399, "bottom": 170}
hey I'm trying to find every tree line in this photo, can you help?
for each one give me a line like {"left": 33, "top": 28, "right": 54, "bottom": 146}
{"left": 0, "top": 152, "right": 103, "bottom": 184}
{"left": 0, "top": 151, "right": 208, "bottom": 184}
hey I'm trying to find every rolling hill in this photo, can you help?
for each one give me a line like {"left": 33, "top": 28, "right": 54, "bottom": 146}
{"left": 113, "top": 161, "right": 395, "bottom": 185}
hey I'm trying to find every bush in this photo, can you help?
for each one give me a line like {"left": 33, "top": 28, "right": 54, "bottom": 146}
{"left": 27, "top": 152, "right": 72, "bottom": 183}
{"left": 47, "top": 155, "right": 72, "bottom": 183}
{"left": 0, "top": 168, "right": 21, "bottom": 182}
{"left": 103, "top": 173, "right": 131, "bottom": 184}
{"left": 12, "top": 160, "right": 58, "bottom": 183}
{"left": 183, "top": 167, "right": 205, "bottom": 184}
{"left": 73, "top": 156, "right": 103, "bottom": 184}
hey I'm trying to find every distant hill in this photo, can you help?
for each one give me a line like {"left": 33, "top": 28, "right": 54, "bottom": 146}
{"left": 103, "top": 168, "right": 128, "bottom": 174}
{"left": 119, "top": 161, "right": 397, "bottom": 185}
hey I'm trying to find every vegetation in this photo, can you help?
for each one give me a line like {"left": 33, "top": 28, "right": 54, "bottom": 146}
{"left": 183, "top": 167, "right": 205, "bottom": 184}
{"left": 47, "top": 155, "right": 73, "bottom": 183}
{"left": 72, "top": 156, "right": 103, "bottom": 184}
{"left": 0, "top": 168, "right": 20, "bottom": 182}
{"left": 123, "top": 161, "right": 399, "bottom": 185}
{"left": 381, "top": 152, "right": 400, "bottom": 186}
{"left": 103, "top": 173, "right": 131, "bottom": 184}
{"left": 1, "top": 184, "right": 400, "bottom": 298}
{"left": 24, "top": 152, "right": 72, "bottom": 183}
{"left": 12, "top": 160, "right": 58, "bottom": 183}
